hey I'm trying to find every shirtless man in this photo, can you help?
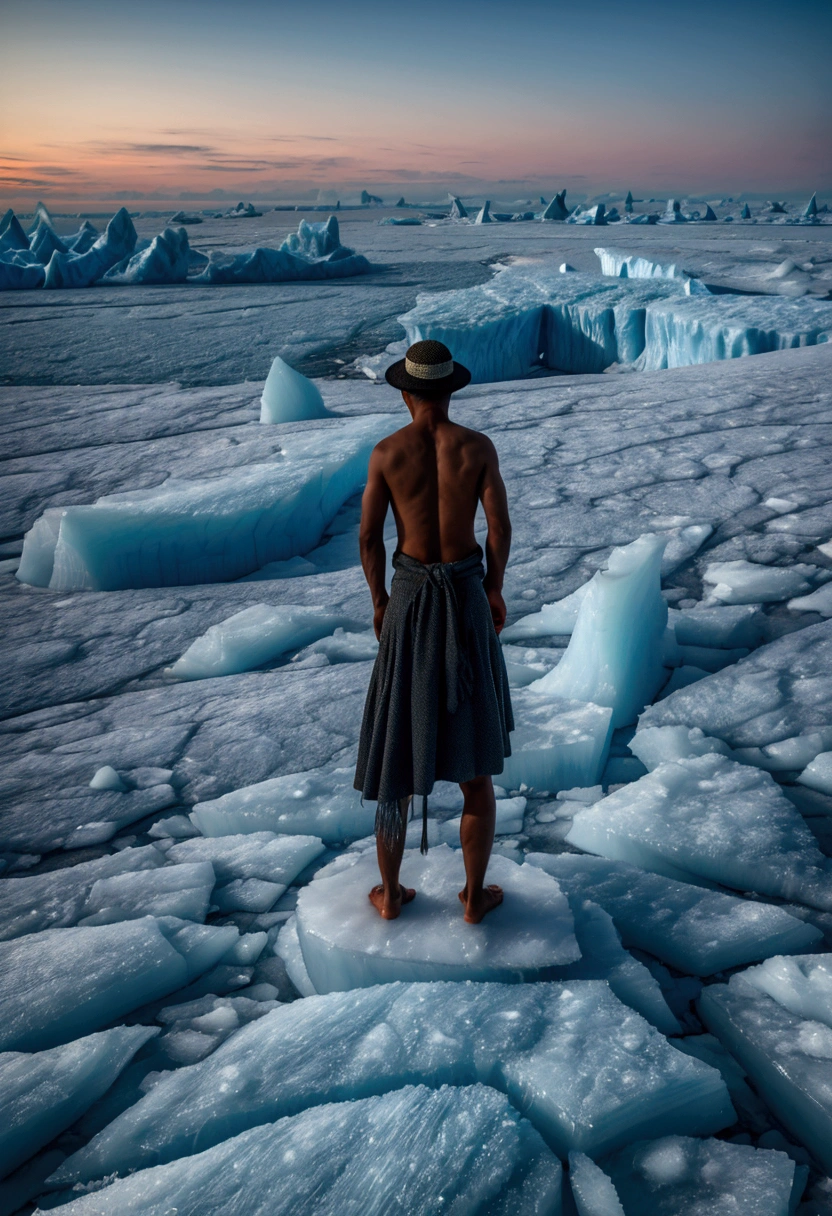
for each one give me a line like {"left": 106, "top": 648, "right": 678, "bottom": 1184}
{"left": 353, "top": 339, "right": 514, "bottom": 925}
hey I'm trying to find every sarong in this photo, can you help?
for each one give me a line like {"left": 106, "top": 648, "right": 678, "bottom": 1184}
{"left": 354, "top": 546, "right": 514, "bottom": 852}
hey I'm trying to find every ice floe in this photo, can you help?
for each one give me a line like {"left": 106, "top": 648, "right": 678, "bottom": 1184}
{"left": 166, "top": 832, "right": 324, "bottom": 913}
{"left": 700, "top": 957, "right": 832, "bottom": 1171}
{"left": 51, "top": 980, "right": 732, "bottom": 1184}
{"left": 500, "top": 692, "right": 613, "bottom": 793}
{"left": 567, "top": 753, "right": 832, "bottom": 907}
{"left": 702, "top": 558, "right": 824, "bottom": 603}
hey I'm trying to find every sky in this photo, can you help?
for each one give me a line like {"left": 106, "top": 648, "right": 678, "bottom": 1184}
{"left": 1, "top": 0, "right": 830, "bottom": 206}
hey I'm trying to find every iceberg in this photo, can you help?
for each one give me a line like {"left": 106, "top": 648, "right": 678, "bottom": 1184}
{"left": 804, "top": 193, "right": 818, "bottom": 219}
{"left": 43, "top": 208, "right": 137, "bottom": 289}
{"left": 226, "top": 201, "right": 261, "bottom": 217}
{"left": 703, "top": 558, "right": 821, "bottom": 603}
{"left": 474, "top": 200, "right": 492, "bottom": 224}
{"left": 528, "top": 535, "right": 669, "bottom": 728}
{"left": 700, "top": 963, "right": 832, "bottom": 1172}
{"left": 360, "top": 190, "right": 383, "bottom": 205}
{"left": 0, "top": 254, "right": 46, "bottom": 290}
{"left": 0, "top": 210, "right": 29, "bottom": 251}
{"left": 191, "top": 765, "right": 376, "bottom": 843}
{"left": 103, "top": 226, "right": 190, "bottom": 285}
{"left": 659, "top": 199, "right": 686, "bottom": 224}
{"left": 168, "top": 211, "right": 202, "bottom": 224}
{"left": 568, "top": 204, "right": 607, "bottom": 226}
{"left": 294, "top": 845, "right": 581, "bottom": 991}
{"left": 51, "top": 1085, "right": 563, "bottom": 1216}
{"left": 27, "top": 200, "right": 56, "bottom": 233}
{"left": 499, "top": 692, "right": 613, "bottom": 794}
{"left": 0, "top": 1025, "right": 158, "bottom": 1180}
{"left": 168, "top": 603, "right": 361, "bottom": 679}
{"left": 29, "top": 223, "right": 68, "bottom": 263}
{"left": 624, "top": 191, "right": 634, "bottom": 213}
{"left": 16, "top": 413, "right": 399, "bottom": 591}
{"left": 595, "top": 247, "right": 682, "bottom": 280}
{"left": 448, "top": 196, "right": 468, "bottom": 219}
{"left": 167, "top": 832, "right": 325, "bottom": 913}
{"left": 51, "top": 980, "right": 732, "bottom": 1184}
{"left": 703, "top": 204, "right": 718, "bottom": 220}
{"left": 526, "top": 852, "right": 821, "bottom": 975}
{"left": 65, "top": 219, "right": 100, "bottom": 253}
{"left": 542, "top": 190, "right": 569, "bottom": 221}
{"left": 259, "top": 356, "right": 330, "bottom": 424}
{"left": 798, "top": 750, "right": 832, "bottom": 796}
{"left": 0, "top": 916, "right": 239, "bottom": 1052}
{"left": 566, "top": 754, "right": 832, "bottom": 909}
{"left": 601, "top": 1136, "right": 801, "bottom": 1215}
{"left": 195, "top": 217, "right": 370, "bottom": 284}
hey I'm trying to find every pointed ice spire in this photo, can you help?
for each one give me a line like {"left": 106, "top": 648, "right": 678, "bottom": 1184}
{"left": 804, "top": 193, "right": 818, "bottom": 218}
{"left": 27, "top": 201, "right": 56, "bottom": 235}
{"left": 541, "top": 189, "right": 569, "bottom": 220}
{"left": 0, "top": 210, "right": 30, "bottom": 251}
{"left": 29, "top": 224, "right": 68, "bottom": 264}
{"left": 740, "top": 203, "right": 751, "bottom": 219}
{"left": 448, "top": 196, "right": 468, "bottom": 219}
{"left": 625, "top": 191, "right": 634, "bottom": 213}
{"left": 260, "top": 357, "right": 330, "bottom": 425}
{"left": 474, "top": 200, "right": 492, "bottom": 224}
{"left": 659, "top": 199, "right": 686, "bottom": 224}
{"left": 703, "top": 205, "right": 718, "bottom": 221}
{"left": 395, "top": 197, "right": 406, "bottom": 207}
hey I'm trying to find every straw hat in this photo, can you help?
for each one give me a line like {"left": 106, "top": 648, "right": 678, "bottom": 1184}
{"left": 385, "top": 339, "right": 471, "bottom": 395}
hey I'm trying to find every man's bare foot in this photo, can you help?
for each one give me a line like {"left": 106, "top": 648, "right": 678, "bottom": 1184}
{"left": 368, "top": 884, "right": 416, "bottom": 920}
{"left": 458, "top": 884, "right": 503, "bottom": 924}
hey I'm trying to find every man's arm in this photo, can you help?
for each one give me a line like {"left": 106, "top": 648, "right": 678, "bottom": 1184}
{"left": 359, "top": 446, "right": 392, "bottom": 639}
{"left": 479, "top": 438, "right": 511, "bottom": 634}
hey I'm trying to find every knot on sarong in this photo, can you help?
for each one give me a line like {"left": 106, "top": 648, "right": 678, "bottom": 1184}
{"left": 393, "top": 548, "right": 482, "bottom": 714}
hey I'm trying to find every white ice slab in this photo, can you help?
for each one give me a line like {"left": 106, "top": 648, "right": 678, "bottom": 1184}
{"left": 16, "top": 414, "right": 398, "bottom": 591}
{"left": 190, "top": 766, "right": 375, "bottom": 844}
{"left": 52, "top": 980, "right": 732, "bottom": 1185}
{"left": 167, "top": 832, "right": 324, "bottom": 914}
{"left": 700, "top": 967, "right": 832, "bottom": 1172}
{"left": 738, "top": 954, "right": 832, "bottom": 1029}
{"left": 0, "top": 1025, "right": 157, "bottom": 1180}
{"left": 259, "top": 356, "right": 329, "bottom": 424}
{"left": 629, "top": 724, "right": 734, "bottom": 770}
{"left": 500, "top": 692, "right": 613, "bottom": 794}
{"left": 529, "top": 535, "right": 669, "bottom": 728}
{"left": 789, "top": 581, "right": 832, "bottom": 616}
{"left": 527, "top": 852, "right": 821, "bottom": 975}
{"left": 103, "top": 227, "right": 189, "bottom": 286}
{"left": 601, "top": 1136, "right": 799, "bottom": 1215}
{"left": 295, "top": 845, "right": 580, "bottom": 991}
{"left": 51, "top": 1085, "right": 562, "bottom": 1216}
{"left": 0, "top": 916, "right": 238, "bottom": 1052}
{"left": 167, "top": 603, "right": 361, "bottom": 679}
{"left": 567, "top": 754, "right": 832, "bottom": 909}
{"left": 703, "top": 558, "right": 821, "bottom": 604}
{"left": 79, "top": 861, "right": 216, "bottom": 925}
{"left": 568, "top": 1151, "right": 625, "bottom": 1216}
{"left": 798, "top": 751, "right": 832, "bottom": 796}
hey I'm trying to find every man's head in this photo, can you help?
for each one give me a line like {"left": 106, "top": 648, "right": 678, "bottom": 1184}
{"left": 384, "top": 340, "right": 471, "bottom": 406}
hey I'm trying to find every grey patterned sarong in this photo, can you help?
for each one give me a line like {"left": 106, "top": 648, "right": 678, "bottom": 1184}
{"left": 354, "top": 546, "right": 514, "bottom": 853}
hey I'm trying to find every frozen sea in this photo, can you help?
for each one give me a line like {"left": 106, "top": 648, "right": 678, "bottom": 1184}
{"left": 1, "top": 206, "right": 832, "bottom": 1214}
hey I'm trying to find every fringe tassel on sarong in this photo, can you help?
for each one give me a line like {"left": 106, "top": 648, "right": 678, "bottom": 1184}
{"left": 374, "top": 795, "right": 430, "bottom": 856}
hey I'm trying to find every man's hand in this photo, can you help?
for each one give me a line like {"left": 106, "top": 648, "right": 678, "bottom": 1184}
{"left": 486, "top": 588, "right": 507, "bottom": 635}
{"left": 373, "top": 595, "right": 389, "bottom": 640}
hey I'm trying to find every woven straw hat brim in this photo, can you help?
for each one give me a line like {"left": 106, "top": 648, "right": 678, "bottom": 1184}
{"left": 385, "top": 358, "right": 472, "bottom": 395}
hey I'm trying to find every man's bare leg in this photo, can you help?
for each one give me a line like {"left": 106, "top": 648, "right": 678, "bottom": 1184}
{"left": 458, "top": 775, "right": 503, "bottom": 923}
{"left": 369, "top": 797, "right": 416, "bottom": 919}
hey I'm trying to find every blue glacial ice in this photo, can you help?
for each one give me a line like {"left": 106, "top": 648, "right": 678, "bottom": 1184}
{"left": 0, "top": 209, "right": 30, "bottom": 251}
{"left": 190, "top": 765, "right": 377, "bottom": 843}
{"left": 43, "top": 208, "right": 138, "bottom": 289}
{"left": 78, "top": 862, "right": 216, "bottom": 925}
{"left": 399, "top": 262, "right": 832, "bottom": 381}
{"left": 568, "top": 1152, "right": 625, "bottom": 1216}
{"left": 600, "top": 1136, "right": 801, "bottom": 1216}
{"left": 259, "top": 356, "right": 330, "bottom": 424}
{"left": 528, "top": 535, "right": 669, "bottom": 728}
{"left": 29, "top": 223, "right": 69, "bottom": 263}
{"left": 16, "top": 413, "right": 399, "bottom": 591}
{"left": 167, "top": 603, "right": 362, "bottom": 679}
{"left": 568, "top": 204, "right": 608, "bottom": 225}
{"left": 195, "top": 216, "right": 371, "bottom": 284}
{"left": 499, "top": 693, "right": 613, "bottom": 793}
{"left": 700, "top": 958, "right": 832, "bottom": 1172}
{"left": 541, "top": 190, "right": 570, "bottom": 221}
{"left": 166, "top": 832, "right": 325, "bottom": 913}
{"left": 565, "top": 754, "right": 832, "bottom": 909}
{"left": 294, "top": 845, "right": 581, "bottom": 991}
{"left": 65, "top": 219, "right": 100, "bottom": 253}
{"left": 0, "top": 251, "right": 46, "bottom": 290}
{"left": 0, "top": 916, "right": 239, "bottom": 1052}
{"left": 474, "top": 200, "right": 493, "bottom": 224}
{"left": 0, "top": 1024, "right": 158, "bottom": 1179}
{"left": 526, "top": 852, "right": 821, "bottom": 975}
{"left": 51, "top": 1085, "right": 563, "bottom": 1216}
{"left": 595, "top": 246, "right": 684, "bottom": 280}
{"left": 449, "top": 196, "right": 468, "bottom": 218}
{"left": 659, "top": 199, "right": 687, "bottom": 224}
{"left": 51, "top": 980, "right": 732, "bottom": 1185}
{"left": 102, "top": 226, "right": 190, "bottom": 285}
{"left": 798, "top": 750, "right": 832, "bottom": 796}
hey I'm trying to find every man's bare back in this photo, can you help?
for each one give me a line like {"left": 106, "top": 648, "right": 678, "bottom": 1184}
{"left": 357, "top": 383, "right": 512, "bottom": 925}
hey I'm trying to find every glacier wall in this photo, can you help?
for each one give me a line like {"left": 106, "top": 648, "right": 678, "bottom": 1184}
{"left": 399, "top": 264, "right": 831, "bottom": 382}
{"left": 17, "top": 415, "right": 399, "bottom": 591}
{"left": 595, "top": 247, "right": 684, "bottom": 280}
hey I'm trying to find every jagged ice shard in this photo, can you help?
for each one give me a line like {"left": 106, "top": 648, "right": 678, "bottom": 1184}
{"left": 700, "top": 957, "right": 832, "bottom": 1172}
{"left": 51, "top": 1085, "right": 564, "bottom": 1216}
{"left": 529, "top": 534, "right": 669, "bottom": 728}
{"left": 0, "top": 1025, "right": 158, "bottom": 1179}
{"left": 51, "top": 980, "right": 732, "bottom": 1186}
{"left": 103, "top": 226, "right": 190, "bottom": 285}
{"left": 16, "top": 414, "right": 399, "bottom": 591}
{"left": 566, "top": 754, "right": 832, "bottom": 909}
{"left": 259, "top": 357, "right": 330, "bottom": 424}
{"left": 43, "top": 208, "right": 138, "bottom": 289}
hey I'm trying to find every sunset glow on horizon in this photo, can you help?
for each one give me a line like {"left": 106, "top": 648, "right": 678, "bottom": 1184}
{"left": 2, "top": 0, "right": 830, "bottom": 207}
